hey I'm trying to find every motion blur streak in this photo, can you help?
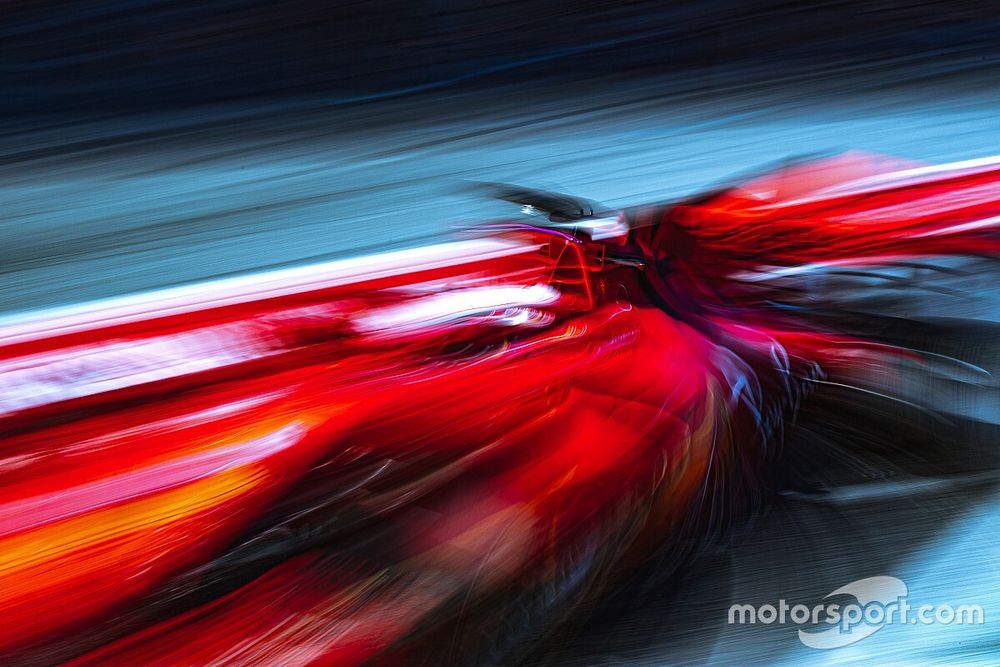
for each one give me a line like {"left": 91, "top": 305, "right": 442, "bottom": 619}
{"left": 3, "top": 1, "right": 1000, "bottom": 664}
{"left": 0, "top": 148, "right": 997, "bottom": 664}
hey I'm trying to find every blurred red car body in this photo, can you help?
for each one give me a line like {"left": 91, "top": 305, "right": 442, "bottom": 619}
{"left": 0, "top": 151, "right": 998, "bottom": 665}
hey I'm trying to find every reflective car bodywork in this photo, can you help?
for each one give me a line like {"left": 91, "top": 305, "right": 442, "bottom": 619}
{"left": 1, "top": 152, "right": 998, "bottom": 664}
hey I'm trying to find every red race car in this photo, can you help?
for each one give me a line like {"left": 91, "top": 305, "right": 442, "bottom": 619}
{"left": 1, "top": 152, "right": 998, "bottom": 665}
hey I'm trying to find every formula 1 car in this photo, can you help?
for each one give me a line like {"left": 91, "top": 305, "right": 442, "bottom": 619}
{"left": 1, "top": 152, "right": 998, "bottom": 665}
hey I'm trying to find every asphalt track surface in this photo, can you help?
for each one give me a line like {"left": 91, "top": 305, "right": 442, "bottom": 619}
{"left": 2, "top": 68, "right": 999, "bottom": 665}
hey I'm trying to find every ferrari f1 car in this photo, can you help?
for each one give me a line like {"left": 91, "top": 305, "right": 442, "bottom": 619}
{"left": 0, "top": 152, "right": 998, "bottom": 665}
